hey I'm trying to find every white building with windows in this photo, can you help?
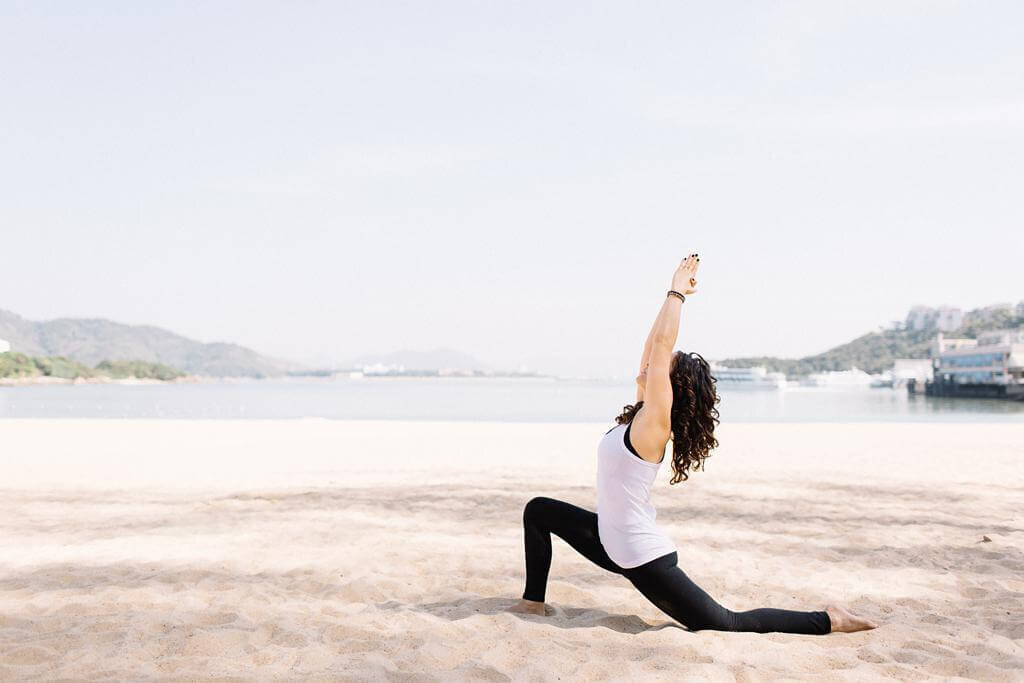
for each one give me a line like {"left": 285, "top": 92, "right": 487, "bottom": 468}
{"left": 933, "top": 329, "right": 1024, "bottom": 387}
{"left": 906, "top": 305, "right": 963, "bottom": 332}
{"left": 905, "top": 306, "right": 931, "bottom": 331}
{"left": 0, "top": 338, "right": 10, "bottom": 353}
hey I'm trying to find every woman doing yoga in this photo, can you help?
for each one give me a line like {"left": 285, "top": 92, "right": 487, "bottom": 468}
{"left": 508, "top": 254, "right": 876, "bottom": 634}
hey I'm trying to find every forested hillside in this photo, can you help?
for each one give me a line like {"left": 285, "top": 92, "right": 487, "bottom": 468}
{"left": 0, "top": 309, "right": 298, "bottom": 377}
{"left": 720, "top": 304, "right": 1023, "bottom": 376}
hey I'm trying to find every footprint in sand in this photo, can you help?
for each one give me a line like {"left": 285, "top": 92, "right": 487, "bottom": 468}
{"left": 272, "top": 630, "right": 308, "bottom": 648}
{"left": 856, "top": 646, "right": 888, "bottom": 664}
{"left": 903, "top": 639, "right": 959, "bottom": 658}
{"left": 892, "top": 646, "right": 933, "bottom": 666}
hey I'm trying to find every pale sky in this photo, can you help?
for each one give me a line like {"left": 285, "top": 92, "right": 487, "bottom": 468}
{"left": 2, "top": 2, "right": 1022, "bottom": 378}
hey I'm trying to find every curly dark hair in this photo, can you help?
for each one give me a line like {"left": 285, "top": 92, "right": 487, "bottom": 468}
{"left": 614, "top": 351, "right": 720, "bottom": 484}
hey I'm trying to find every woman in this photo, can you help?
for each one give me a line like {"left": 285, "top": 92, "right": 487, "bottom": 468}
{"left": 508, "top": 253, "right": 876, "bottom": 634}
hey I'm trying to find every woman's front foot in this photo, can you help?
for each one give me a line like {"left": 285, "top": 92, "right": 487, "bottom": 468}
{"left": 507, "top": 598, "right": 547, "bottom": 616}
{"left": 826, "top": 604, "right": 877, "bottom": 633}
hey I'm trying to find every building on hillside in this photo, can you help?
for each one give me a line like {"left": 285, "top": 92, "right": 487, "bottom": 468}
{"left": 935, "top": 306, "right": 964, "bottom": 331}
{"left": 1017, "top": 300, "right": 1024, "bottom": 318}
{"left": 906, "top": 306, "right": 932, "bottom": 331}
{"left": 906, "top": 305, "right": 963, "bottom": 332}
{"left": 926, "top": 329, "right": 1024, "bottom": 400}
{"left": 0, "top": 338, "right": 10, "bottom": 353}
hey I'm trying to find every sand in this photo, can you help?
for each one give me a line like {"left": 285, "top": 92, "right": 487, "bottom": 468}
{"left": 0, "top": 419, "right": 1022, "bottom": 681}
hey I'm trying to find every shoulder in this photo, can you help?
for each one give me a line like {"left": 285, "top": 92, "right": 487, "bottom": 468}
{"left": 628, "top": 406, "right": 669, "bottom": 464}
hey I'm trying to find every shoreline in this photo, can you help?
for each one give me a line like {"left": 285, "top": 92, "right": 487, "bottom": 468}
{"left": 0, "top": 375, "right": 203, "bottom": 387}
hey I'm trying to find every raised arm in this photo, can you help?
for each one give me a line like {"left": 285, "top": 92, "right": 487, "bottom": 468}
{"left": 635, "top": 256, "right": 698, "bottom": 401}
{"left": 634, "top": 308, "right": 663, "bottom": 402}
{"left": 631, "top": 254, "right": 699, "bottom": 460}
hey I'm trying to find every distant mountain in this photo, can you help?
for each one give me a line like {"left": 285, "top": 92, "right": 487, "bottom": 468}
{"left": 344, "top": 347, "right": 491, "bottom": 371}
{"left": 0, "top": 309, "right": 299, "bottom": 378}
{"left": 719, "top": 302, "right": 1024, "bottom": 377}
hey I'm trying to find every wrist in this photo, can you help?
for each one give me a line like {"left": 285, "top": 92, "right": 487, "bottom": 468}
{"left": 667, "top": 290, "right": 686, "bottom": 303}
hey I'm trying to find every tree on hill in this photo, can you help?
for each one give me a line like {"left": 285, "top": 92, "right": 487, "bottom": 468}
{"left": 0, "top": 353, "right": 186, "bottom": 381}
{"left": 95, "top": 360, "right": 185, "bottom": 381}
{"left": 0, "top": 352, "right": 96, "bottom": 379}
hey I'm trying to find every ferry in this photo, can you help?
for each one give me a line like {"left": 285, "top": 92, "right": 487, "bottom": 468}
{"left": 709, "top": 364, "right": 788, "bottom": 389}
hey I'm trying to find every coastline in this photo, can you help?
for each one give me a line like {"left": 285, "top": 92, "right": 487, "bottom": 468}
{"left": 0, "top": 375, "right": 202, "bottom": 387}
{"left": 1, "top": 419, "right": 1021, "bottom": 679}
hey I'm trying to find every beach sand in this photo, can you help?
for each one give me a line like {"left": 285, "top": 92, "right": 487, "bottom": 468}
{"left": 1, "top": 419, "right": 1022, "bottom": 680}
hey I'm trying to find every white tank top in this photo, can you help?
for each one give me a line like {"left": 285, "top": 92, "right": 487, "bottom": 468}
{"left": 596, "top": 420, "right": 677, "bottom": 569}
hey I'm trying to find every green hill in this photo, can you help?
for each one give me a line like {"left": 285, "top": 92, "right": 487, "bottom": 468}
{"left": 0, "top": 309, "right": 299, "bottom": 378}
{"left": 0, "top": 353, "right": 186, "bottom": 381}
{"left": 94, "top": 359, "right": 185, "bottom": 381}
{"left": 720, "top": 304, "right": 1024, "bottom": 377}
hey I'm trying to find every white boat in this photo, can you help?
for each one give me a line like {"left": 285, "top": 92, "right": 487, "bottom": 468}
{"left": 802, "top": 367, "right": 875, "bottom": 387}
{"left": 709, "top": 364, "right": 788, "bottom": 389}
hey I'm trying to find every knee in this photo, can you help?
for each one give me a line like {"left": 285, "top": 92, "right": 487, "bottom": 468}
{"left": 689, "top": 607, "right": 739, "bottom": 633}
{"left": 523, "top": 496, "right": 553, "bottom": 525}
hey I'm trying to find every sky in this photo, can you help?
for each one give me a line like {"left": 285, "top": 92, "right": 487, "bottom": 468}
{"left": 2, "top": 1, "right": 1022, "bottom": 379}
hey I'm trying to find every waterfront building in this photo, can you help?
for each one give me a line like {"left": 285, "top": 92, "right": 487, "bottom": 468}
{"left": 0, "top": 338, "right": 9, "bottom": 353}
{"left": 928, "top": 329, "right": 1024, "bottom": 400}
{"left": 709, "top": 364, "right": 787, "bottom": 389}
{"left": 932, "top": 332, "right": 977, "bottom": 356}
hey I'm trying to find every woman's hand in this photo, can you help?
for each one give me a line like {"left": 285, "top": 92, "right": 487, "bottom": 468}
{"left": 671, "top": 253, "right": 700, "bottom": 295}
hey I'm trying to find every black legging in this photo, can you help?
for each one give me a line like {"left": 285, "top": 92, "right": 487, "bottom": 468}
{"left": 521, "top": 496, "right": 831, "bottom": 635}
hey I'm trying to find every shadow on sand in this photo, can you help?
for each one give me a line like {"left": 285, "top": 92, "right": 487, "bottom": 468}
{"left": 376, "top": 596, "right": 682, "bottom": 634}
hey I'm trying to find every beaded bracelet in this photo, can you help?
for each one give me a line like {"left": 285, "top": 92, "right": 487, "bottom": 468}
{"left": 667, "top": 290, "right": 686, "bottom": 303}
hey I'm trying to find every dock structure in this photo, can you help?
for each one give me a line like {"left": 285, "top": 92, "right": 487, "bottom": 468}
{"left": 924, "top": 330, "right": 1024, "bottom": 400}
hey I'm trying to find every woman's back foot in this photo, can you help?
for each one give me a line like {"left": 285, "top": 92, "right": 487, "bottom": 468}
{"left": 826, "top": 604, "right": 877, "bottom": 633}
{"left": 507, "top": 598, "right": 547, "bottom": 616}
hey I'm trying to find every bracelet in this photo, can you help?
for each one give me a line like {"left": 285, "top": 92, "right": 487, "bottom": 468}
{"left": 667, "top": 290, "right": 686, "bottom": 303}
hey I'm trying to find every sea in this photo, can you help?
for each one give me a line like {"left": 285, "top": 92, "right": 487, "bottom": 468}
{"left": 1, "top": 377, "right": 1022, "bottom": 422}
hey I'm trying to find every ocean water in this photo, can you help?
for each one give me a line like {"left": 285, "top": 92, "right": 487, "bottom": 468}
{"left": 1, "top": 377, "right": 1022, "bottom": 422}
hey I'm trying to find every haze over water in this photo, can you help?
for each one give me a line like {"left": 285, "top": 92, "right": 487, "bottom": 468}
{"left": 2, "top": 378, "right": 1021, "bottom": 422}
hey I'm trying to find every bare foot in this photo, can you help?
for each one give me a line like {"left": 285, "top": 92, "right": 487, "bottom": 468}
{"left": 507, "top": 598, "right": 547, "bottom": 616}
{"left": 826, "top": 604, "right": 877, "bottom": 633}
